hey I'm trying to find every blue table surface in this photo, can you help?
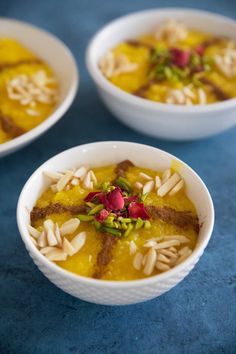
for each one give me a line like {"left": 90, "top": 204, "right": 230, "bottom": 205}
{"left": 0, "top": 0, "right": 236, "bottom": 353}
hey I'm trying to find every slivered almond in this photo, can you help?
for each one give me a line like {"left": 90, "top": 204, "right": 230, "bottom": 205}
{"left": 70, "top": 231, "right": 86, "bottom": 252}
{"left": 55, "top": 223, "right": 62, "bottom": 246}
{"left": 143, "top": 180, "right": 154, "bottom": 194}
{"left": 158, "top": 249, "right": 176, "bottom": 258}
{"left": 51, "top": 184, "right": 58, "bottom": 193}
{"left": 40, "top": 246, "right": 57, "bottom": 255}
{"left": 139, "top": 172, "right": 152, "bottom": 180}
{"left": 156, "top": 261, "right": 170, "bottom": 271}
{"left": 71, "top": 178, "right": 79, "bottom": 186}
{"left": 133, "top": 252, "right": 143, "bottom": 270}
{"left": 27, "top": 224, "right": 40, "bottom": 239}
{"left": 44, "top": 219, "right": 57, "bottom": 246}
{"left": 157, "top": 173, "right": 181, "bottom": 197}
{"left": 30, "top": 236, "right": 38, "bottom": 247}
{"left": 176, "top": 248, "right": 192, "bottom": 265}
{"left": 129, "top": 241, "right": 137, "bottom": 255}
{"left": 83, "top": 171, "right": 93, "bottom": 189}
{"left": 169, "top": 179, "right": 184, "bottom": 196}
{"left": 46, "top": 248, "right": 67, "bottom": 261}
{"left": 56, "top": 171, "right": 73, "bottom": 192}
{"left": 43, "top": 171, "right": 62, "bottom": 182}
{"left": 178, "top": 246, "right": 191, "bottom": 256}
{"left": 38, "top": 231, "right": 47, "bottom": 248}
{"left": 162, "top": 169, "right": 171, "bottom": 183}
{"left": 153, "top": 240, "right": 181, "bottom": 249}
{"left": 63, "top": 237, "right": 77, "bottom": 256}
{"left": 89, "top": 170, "right": 97, "bottom": 185}
{"left": 163, "top": 235, "right": 189, "bottom": 243}
{"left": 60, "top": 218, "right": 80, "bottom": 236}
{"left": 143, "top": 240, "right": 158, "bottom": 248}
{"left": 74, "top": 166, "right": 87, "bottom": 179}
{"left": 157, "top": 253, "right": 170, "bottom": 264}
{"left": 143, "top": 249, "right": 157, "bottom": 275}
{"left": 155, "top": 176, "right": 162, "bottom": 188}
{"left": 134, "top": 181, "right": 143, "bottom": 190}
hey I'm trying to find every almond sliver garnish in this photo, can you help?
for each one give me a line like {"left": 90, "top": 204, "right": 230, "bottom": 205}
{"left": 45, "top": 248, "right": 67, "bottom": 261}
{"left": 71, "top": 178, "right": 79, "bottom": 186}
{"left": 155, "top": 176, "right": 162, "bottom": 188}
{"left": 37, "top": 231, "right": 47, "bottom": 248}
{"left": 89, "top": 170, "right": 97, "bottom": 185}
{"left": 83, "top": 172, "right": 93, "bottom": 189}
{"left": 133, "top": 252, "right": 143, "bottom": 270}
{"left": 30, "top": 236, "right": 38, "bottom": 247}
{"left": 70, "top": 231, "right": 86, "bottom": 252}
{"left": 157, "top": 253, "right": 170, "bottom": 264}
{"left": 168, "top": 179, "right": 184, "bottom": 196}
{"left": 74, "top": 166, "right": 87, "bottom": 179}
{"left": 129, "top": 240, "right": 137, "bottom": 255}
{"left": 157, "top": 173, "right": 181, "bottom": 197}
{"left": 156, "top": 261, "right": 170, "bottom": 271}
{"left": 143, "top": 180, "right": 154, "bottom": 194}
{"left": 139, "top": 172, "right": 152, "bottom": 180}
{"left": 163, "top": 235, "right": 189, "bottom": 243}
{"left": 162, "top": 169, "right": 171, "bottom": 183}
{"left": 40, "top": 246, "right": 57, "bottom": 255}
{"left": 27, "top": 224, "right": 40, "bottom": 239}
{"left": 59, "top": 218, "right": 80, "bottom": 236}
{"left": 143, "top": 249, "right": 157, "bottom": 275}
{"left": 43, "top": 171, "right": 63, "bottom": 182}
{"left": 63, "top": 237, "right": 77, "bottom": 256}
{"left": 43, "top": 219, "right": 57, "bottom": 246}
{"left": 55, "top": 223, "right": 62, "bottom": 246}
{"left": 56, "top": 170, "right": 73, "bottom": 192}
{"left": 176, "top": 248, "right": 192, "bottom": 265}
{"left": 153, "top": 240, "right": 181, "bottom": 249}
{"left": 134, "top": 181, "right": 143, "bottom": 190}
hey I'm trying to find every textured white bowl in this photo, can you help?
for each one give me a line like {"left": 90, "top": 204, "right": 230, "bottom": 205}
{"left": 86, "top": 9, "right": 236, "bottom": 140}
{"left": 0, "top": 18, "right": 78, "bottom": 157}
{"left": 17, "top": 141, "right": 214, "bottom": 305}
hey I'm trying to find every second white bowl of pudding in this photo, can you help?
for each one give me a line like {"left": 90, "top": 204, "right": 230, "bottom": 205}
{"left": 86, "top": 8, "right": 236, "bottom": 140}
{"left": 17, "top": 141, "right": 214, "bottom": 305}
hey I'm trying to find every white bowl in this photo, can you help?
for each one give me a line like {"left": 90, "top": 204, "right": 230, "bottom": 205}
{"left": 0, "top": 18, "right": 78, "bottom": 157}
{"left": 86, "top": 9, "right": 236, "bottom": 140}
{"left": 17, "top": 141, "right": 214, "bottom": 305}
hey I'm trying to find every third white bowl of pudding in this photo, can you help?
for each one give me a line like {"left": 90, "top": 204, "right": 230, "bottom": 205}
{"left": 86, "top": 9, "right": 236, "bottom": 140}
{"left": 17, "top": 141, "right": 214, "bottom": 305}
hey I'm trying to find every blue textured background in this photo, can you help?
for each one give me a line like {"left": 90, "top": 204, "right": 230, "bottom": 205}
{"left": 0, "top": 0, "right": 235, "bottom": 353}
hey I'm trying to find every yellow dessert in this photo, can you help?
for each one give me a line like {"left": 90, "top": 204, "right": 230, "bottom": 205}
{"left": 99, "top": 19, "right": 236, "bottom": 105}
{"left": 0, "top": 38, "right": 58, "bottom": 144}
{"left": 28, "top": 160, "right": 199, "bottom": 281}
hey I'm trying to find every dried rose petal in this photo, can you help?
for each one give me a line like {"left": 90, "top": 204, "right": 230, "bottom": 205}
{"left": 107, "top": 188, "right": 124, "bottom": 210}
{"left": 195, "top": 45, "right": 204, "bottom": 56}
{"left": 95, "top": 209, "right": 109, "bottom": 223}
{"left": 170, "top": 48, "right": 190, "bottom": 67}
{"left": 128, "top": 202, "right": 150, "bottom": 220}
{"left": 124, "top": 195, "right": 138, "bottom": 203}
{"left": 84, "top": 192, "right": 100, "bottom": 202}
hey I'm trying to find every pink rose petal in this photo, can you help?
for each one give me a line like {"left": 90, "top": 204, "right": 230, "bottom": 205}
{"left": 195, "top": 45, "right": 204, "bottom": 56}
{"left": 170, "top": 48, "right": 190, "bottom": 67}
{"left": 107, "top": 188, "right": 124, "bottom": 210}
{"left": 128, "top": 202, "right": 150, "bottom": 220}
{"left": 84, "top": 192, "right": 100, "bottom": 202}
{"left": 95, "top": 209, "right": 109, "bottom": 223}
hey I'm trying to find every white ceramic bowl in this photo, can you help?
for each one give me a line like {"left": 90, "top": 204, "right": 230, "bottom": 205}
{"left": 17, "top": 141, "right": 214, "bottom": 305}
{"left": 86, "top": 9, "right": 236, "bottom": 140}
{"left": 0, "top": 18, "right": 78, "bottom": 157}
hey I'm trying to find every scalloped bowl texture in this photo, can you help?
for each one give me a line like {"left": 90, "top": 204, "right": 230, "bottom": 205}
{"left": 0, "top": 18, "right": 78, "bottom": 157}
{"left": 17, "top": 141, "right": 214, "bottom": 305}
{"left": 86, "top": 9, "right": 236, "bottom": 140}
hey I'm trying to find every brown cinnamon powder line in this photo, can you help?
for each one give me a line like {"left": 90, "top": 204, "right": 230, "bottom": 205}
{"left": 30, "top": 203, "right": 88, "bottom": 225}
{"left": 126, "top": 40, "right": 155, "bottom": 53}
{"left": 0, "top": 58, "right": 42, "bottom": 72}
{"left": 133, "top": 79, "right": 162, "bottom": 98}
{"left": 0, "top": 112, "right": 25, "bottom": 138}
{"left": 93, "top": 233, "right": 118, "bottom": 279}
{"left": 200, "top": 77, "right": 230, "bottom": 101}
{"left": 146, "top": 206, "right": 199, "bottom": 233}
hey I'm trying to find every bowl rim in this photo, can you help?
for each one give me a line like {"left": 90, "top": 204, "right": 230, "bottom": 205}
{"left": 17, "top": 141, "right": 215, "bottom": 288}
{"left": 0, "top": 17, "right": 79, "bottom": 156}
{"left": 86, "top": 7, "right": 236, "bottom": 113}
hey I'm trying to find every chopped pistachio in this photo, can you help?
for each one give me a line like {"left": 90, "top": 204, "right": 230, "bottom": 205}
{"left": 88, "top": 204, "right": 104, "bottom": 215}
{"left": 115, "top": 177, "right": 132, "bottom": 193}
{"left": 101, "top": 227, "right": 122, "bottom": 237}
{"left": 94, "top": 219, "right": 102, "bottom": 230}
{"left": 144, "top": 220, "right": 151, "bottom": 229}
{"left": 124, "top": 224, "right": 134, "bottom": 237}
{"left": 86, "top": 202, "right": 96, "bottom": 208}
{"left": 77, "top": 214, "right": 94, "bottom": 221}
{"left": 135, "top": 218, "right": 144, "bottom": 230}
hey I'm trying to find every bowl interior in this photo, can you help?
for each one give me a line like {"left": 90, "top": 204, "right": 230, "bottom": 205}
{"left": 88, "top": 9, "right": 236, "bottom": 64}
{"left": 18, "top": 142, "right": 214, "bottom": 262}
